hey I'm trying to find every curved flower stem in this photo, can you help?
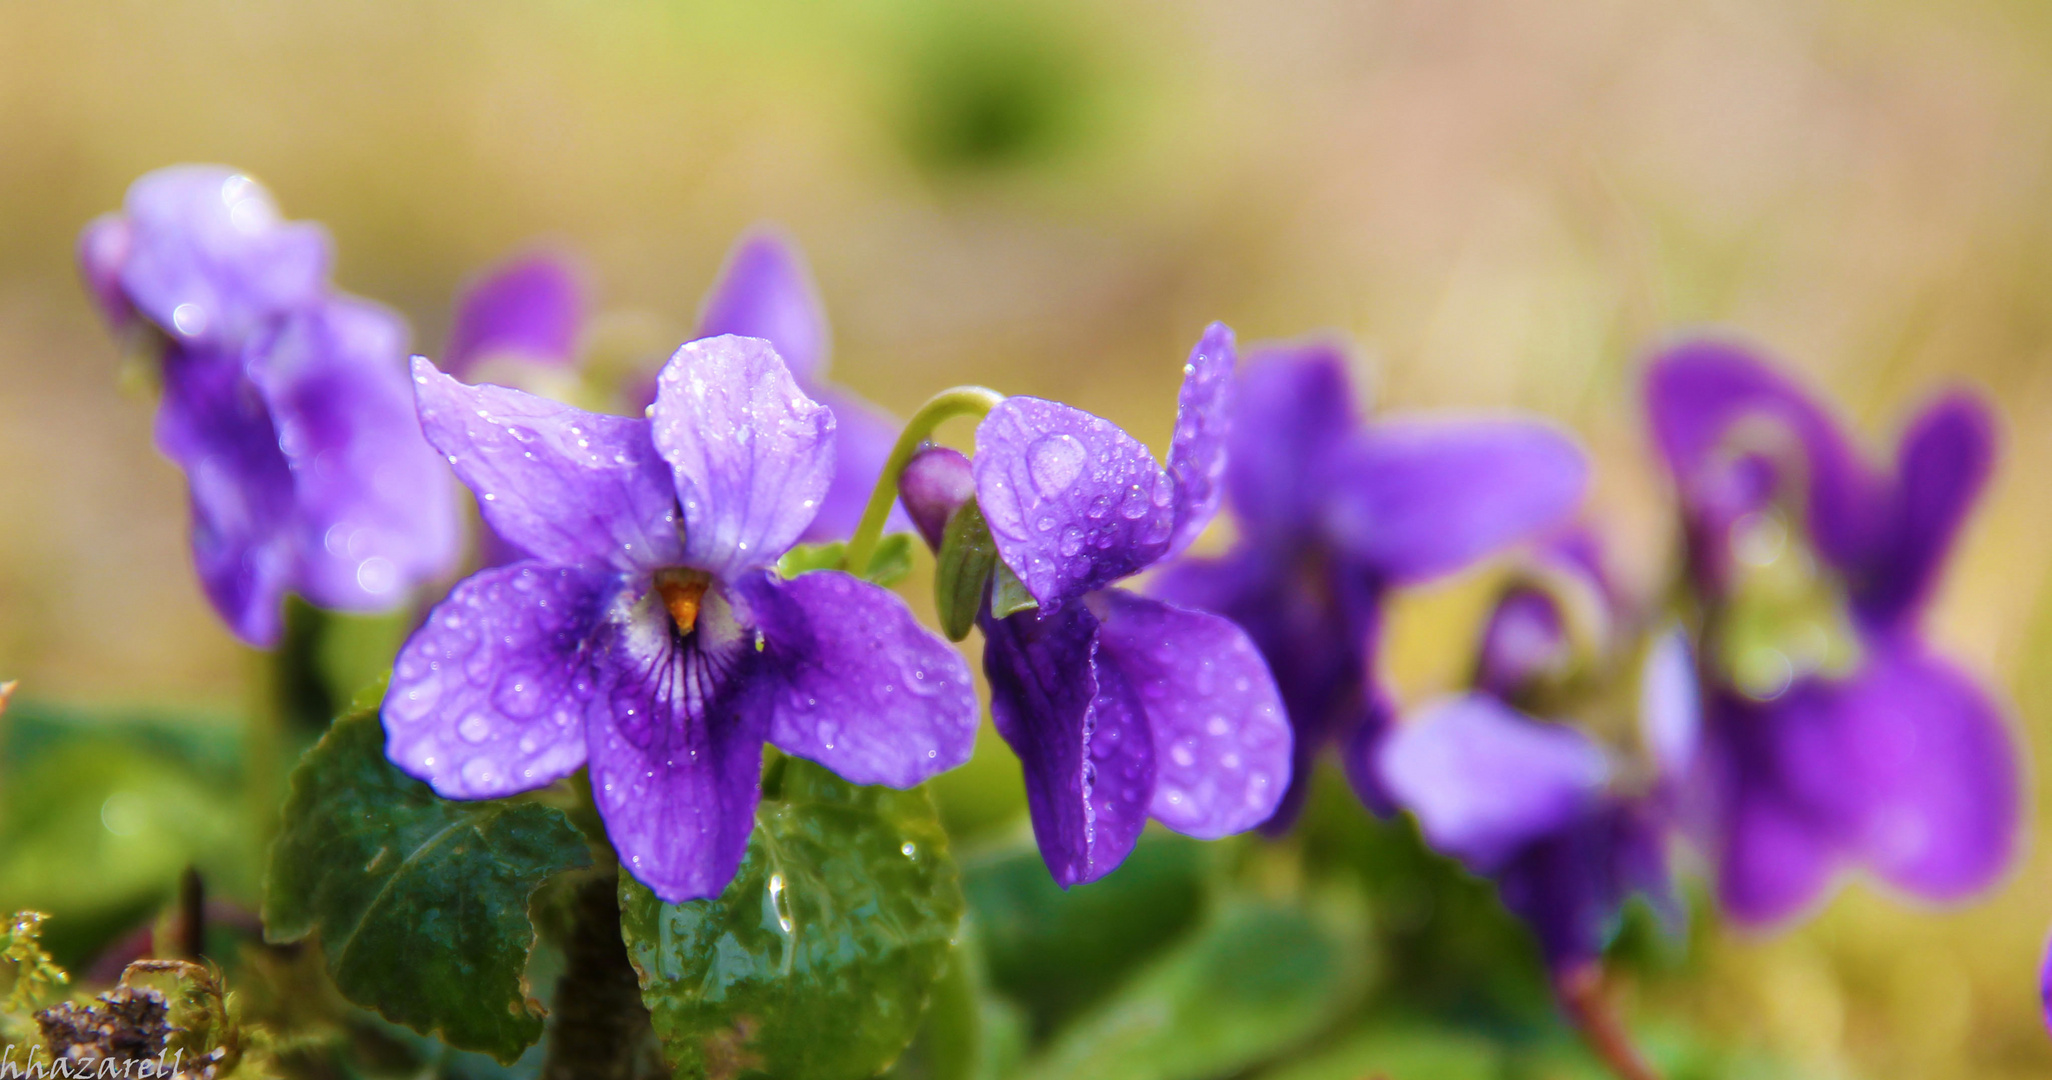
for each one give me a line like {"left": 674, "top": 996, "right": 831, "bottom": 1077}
{"left": 841, "top": 386, "right": 1005, "bottom": 576}
{"left": 1556, "top": 963, "right": 1661, "bottom": 1080}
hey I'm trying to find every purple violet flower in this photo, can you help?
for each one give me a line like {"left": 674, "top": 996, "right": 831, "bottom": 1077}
{"left": 1150, "top": 339, "right": 1588, "bottom": 829}
{"left": 968, "top": 324, "right": 1293, "bottom": 887}
{"left": 383, "top": 335, "right": 979, "bottom": 903}
{"left": 1646, "top": 339, "right": 2019, "bottom": 925}
{"left": 1381, "top": 538, "right": 1689, "bottom": 974}
{"left": 443, "top": 232, "right": 904, "bottom": 544}
{"left": 78, "top": 165, "right": 460, "bottom": 646}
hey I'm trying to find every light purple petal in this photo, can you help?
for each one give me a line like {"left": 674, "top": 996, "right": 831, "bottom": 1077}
{"left": 445, "top": 252, "right": 584, "bottom": 376}
{"left": 1320, "top": 419, "right": 1587, "bottom": 583}
{"left": 1713, "top": 770, "right": 1837, "bottom": 926}
{"left": 1224, "top": 340, "right": 1360, "bottom": 551}
{"left": 651, "top": 335, "right": 835, "bottom": 577}
{"left": 251, "top": 298, "right": 460, "bottom": 611}
{"left": 730, "top": 568, "right": 978, "bottom": 787}
{"left": 1090, "top": 590, "right": 1290, "bottom": 838}
{"left": 981, "top": 602, "right": 1155, "bottom": 888}
{"left": 1857, "top": 392, "right": 1996, "bottom": 628}
{"left": 803, "top": 383, "right": 908, "bottom": 543}
{"left": 117, "top": 165, "right": 331, "bottom": 347}
{"left": 974, "top": 397, "right": 1173, "bottom": 609}
{"left": 1379, "top": 695, "right": 1610, "bottom": 871}
{"left": 1473, "top": 586, "right": 1571, "bottom": 701}
{"left": 155, "top": 345, "right": 298, "bottom": 646}
{"left": 78, "top": 214, "right": 138, "bottom": 332}
{"left": 1644, "top": 340, "right": 1881, "bottom": 577}
{"left": 695, "top": 231, "right": 830, "bottom": 384}
{"left": 900, "top": 445, "right": 975, "bottom": 551}
{"left": 1830, "top": 645, "right": 2019, "bottom": 901}
{"left": 1163, "top": 323, "right": 1235, "bottom": 559}
{"left": 583, "top": 578, "right": 769, "bottom": 903}
{"left": 1639, "top": 627, "right": 1701, "bottom": 783}
{"left": 383, "top": 563, "right": 611, "bottom": 798}
{"left": 411, "top": 357, "right": 683, "bottom": 573}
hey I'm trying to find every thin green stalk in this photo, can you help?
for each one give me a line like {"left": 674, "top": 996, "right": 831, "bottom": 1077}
{"left": 841, "top": 386, "right": 1004, "bottom": 576}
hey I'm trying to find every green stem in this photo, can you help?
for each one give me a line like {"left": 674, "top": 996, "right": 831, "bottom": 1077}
{"left": 841, "top": 386, "right": 1004, "bottom": 576}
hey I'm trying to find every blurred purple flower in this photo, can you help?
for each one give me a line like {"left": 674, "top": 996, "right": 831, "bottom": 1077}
{"left": 1382, "top": 539, "right": 1691, "bottom": 973}
{"left": 1647, "top": 340, "right": 2018, "bottom": 925}
{"left": 79, "top": 165, "right": 459, "bottom": 646}
{"left": 971, "top": 324, "right": 1292, "bottom": 887}
{"left": 445, "top": 231, "right": 904, "bottom": 546}
{"left": 383, "top": 336, "right": 977, "bottom": 903}
{"left": 1151, "top": 340, "right": 1588, "bottom": 830}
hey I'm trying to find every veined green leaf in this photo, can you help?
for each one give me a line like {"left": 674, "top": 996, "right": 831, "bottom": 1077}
{"left": 262, "top": 690, "right": 592, "bottom": 1063}
{"left": 780, "top": 535, "right": 916, "bottom": 588}
{"left": 619, "top": 758, "right": 963, "bottom": 1080}
{"left": 934, "top": 499, "right": 1001, "bottom": 642}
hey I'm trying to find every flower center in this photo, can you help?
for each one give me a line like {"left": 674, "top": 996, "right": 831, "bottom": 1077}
{"left": 654, "top": 568, "right": 712, "bottom": 635}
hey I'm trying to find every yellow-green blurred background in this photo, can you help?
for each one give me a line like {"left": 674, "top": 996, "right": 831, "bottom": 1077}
{"left": 3, "top": 1, "right": 2051, "bottom": 1075}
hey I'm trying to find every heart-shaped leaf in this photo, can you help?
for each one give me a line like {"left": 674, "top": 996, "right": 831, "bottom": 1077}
{"left": 619, "top": 757, "right": 963, "bottom": 1080}
{"left": 262, "top": 689, "right": 592, "bottom": 1063}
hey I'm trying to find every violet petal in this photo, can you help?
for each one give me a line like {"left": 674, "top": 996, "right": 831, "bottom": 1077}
{"left": 1224, "top": 340, "right": 1360, "bottom": 552}
{"left": 583, "top": 579, "right": 769, "bottom": 904}
{"left": 981, "top": 602, "right": 1155, "bottom": 888}
{"left": 445, "top": 251, "right": 584, "bottom": 376}
{"left": 695, "top": 231, "right": 830, "bottom": 384}
{"left": 731, "top": 568, "right": 978, "bottom": 787}
{"left": 411, "top": 357, "right": 684, "bottom": 573}
{"left": 383, "top": 562, "right": 611, "bottom": 799}
{"left": 1090, "top": 589, "right": 1290, "bottom": 838}
{"left": 650, "top": 335, "right": 835, "bottom": 577}
{"left": 1320, "top": 418, "right": 1587, "bottom": 583}
{"left": 1163, "top": 322, "right": 1236, "bottom": 559}
{"left": 974, "top": 397, "right": 1174, "bottom": 609}
{"left": 1858, "top": 391, "right": 1996, "bottom": 628}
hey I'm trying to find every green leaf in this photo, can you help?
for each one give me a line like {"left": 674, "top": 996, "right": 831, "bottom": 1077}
{"left": 990, "top": 564, "right": 1037, "bottom": 619}
{"left": 1018, "top": 900, "right": 1366, "bottom": 1080}
{"left": 1256, "top": 1026, "right": 1502, "bottom": 1080}
{"left": 780, "top": 535, "right": 916, "bottom": 588}
{"left": 933, "top": 499, "right": 1001, "bottom": 642}
{"left": 262, "top": 691, "right": 593, "bottom": 1063}
{"left": 963, "top": 831, "right": 1207, "bottom": 1030}
{"left": 619, "top": 757, "right": 964, "bottom": 1080}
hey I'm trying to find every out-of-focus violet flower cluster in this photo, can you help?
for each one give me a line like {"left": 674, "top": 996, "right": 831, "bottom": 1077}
{"left": 79, "top": 165, "right": 458, "bottom": 645}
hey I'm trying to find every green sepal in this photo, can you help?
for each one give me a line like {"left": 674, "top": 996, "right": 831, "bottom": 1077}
{"left": 933, "top": 499, "right": 1001, "bottom": 641}
{"left": 990, "top": 563, "right": 1037, "bottom": 619}
{"left": 261, "top": 684, "right": 593, "bottom": 1063}
{"left": 781, "top": 535, "right": 916, "bottom": 588}
{"left": 618, "top": 757, "right": 964, "bottom": 1080}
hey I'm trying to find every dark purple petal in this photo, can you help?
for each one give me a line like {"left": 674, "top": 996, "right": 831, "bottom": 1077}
{"left": 1379, "top": 695, "right": 1610, "bottom": 871}
{"left": 383, "top": 563, "right": 611, "bottom": 798}
{"left": 1320, "top": 419, "right": 1587, "bottom": 583}
{"left": 651, "top": 336, "right": 835, "bottom": 577}
{"left": 1090, "top": 590, "right": 1290, "bottom": 838}
{"left": 1496, "top": 799, "right": 1673, "bottom": 970}
{"left": 1473, "top": 586, "right": 1571, "bottom": 701}
{"left": 730, "top": 568, "right": 978, "bottom": 786}
{"left": 1711, "top": 761, "right": 1837, "bottom": 926}
{"left": 116, "top": 166, "right": 330, "bottom": 347}
{"left": 2043, "top": 936, "right": 2052, "bottom": 1036}
{"left": 1224, "top": 340, "right": 1359, "bottom": 551}
{"left": 695, "top": 231, "right": 830, "bottom": 384}
{"left": 250, "top": 298, "right": 460, "bottom": 611}
{"left": 445, "top": 252, "right": 584, "bottom": 376}
{"left": 974, "top": 397, "right": 1173, "bottom": 608}
{"left": 899, "top": 445, "right": 975, "bottom": 551}
{"left": 1150, "top": 546, "right": 1387, "bottom": 829}
{"left": 583, "top": 578, "right": 770, "bottom": 903}
{"left": 1163, "top": 323, "right": 1235, "bottom": 559}
{"left": 981, "top": 602, "right": 1155, "bottom": 888}
{"left": 412, "top": 357, "right": 684, "bottom": 572}
{"left": 1644, "top": 340, "right": 1881, "bottom": 580}
{"left": 1829, "top": 645, "right": 2019, "bottom": 901}
{"left": 155, "top": 344, "right": 298, "bottom": 646}
{"left": 803, "top": 383, "right": 909, "bottom": 542}
{"left": 78, "top": 214, "right": 138, "bottom": 332}
{"left": 1855, "top": 392, "right": 1996, "bottom": 628}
